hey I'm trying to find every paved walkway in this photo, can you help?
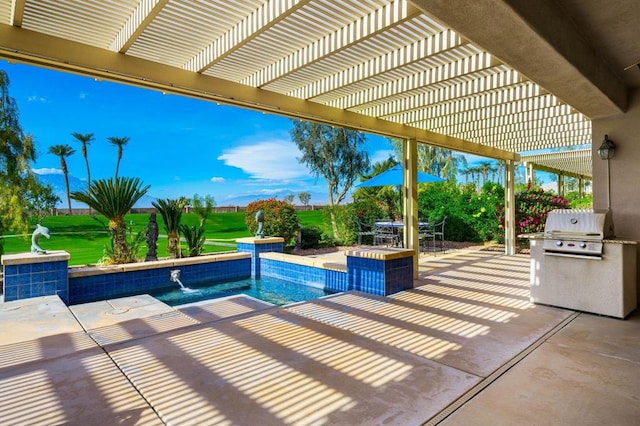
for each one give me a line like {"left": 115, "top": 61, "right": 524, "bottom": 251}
{"left": 1, "top": 250, "right": 639, "bottom": 425}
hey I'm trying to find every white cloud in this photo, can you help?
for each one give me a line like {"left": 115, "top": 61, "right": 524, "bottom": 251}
{"left": 210, "top": 177, "right": 226, "bottom": 183}
{"left": 27, "top": 95, "right": 47, "bottom": 103}
{"left": 79, "top": 92, "right": 88, "bottom": 100}
{"left": 218, "top": 139, "right": 308, "bottom": 180}
{"left": 370, "top": 149, "right": 396, "bottom": 165}
{"left": 32, "top": 168, "right": 62, "bottom": 175}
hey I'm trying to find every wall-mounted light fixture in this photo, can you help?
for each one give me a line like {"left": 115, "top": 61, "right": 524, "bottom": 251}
{"left": 598, "top": 134, "right": 616, "bottom": 212}
{"left": 598, "top": 134, "right": 616, "bottom": 160}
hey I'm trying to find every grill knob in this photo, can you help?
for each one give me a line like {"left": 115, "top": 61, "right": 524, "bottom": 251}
{"left": 579, "top": 242, "right": 587, "bottom": 249}
{"left": 555, "top": 241, "right": 563, "bottom": 247}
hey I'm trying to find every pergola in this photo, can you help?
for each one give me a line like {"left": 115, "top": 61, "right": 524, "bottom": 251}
{"left": 0, "top": 0, "right": 634, "bottom": 276}
{"left": 520, "top": 149, "right": 592, "bottom": 196}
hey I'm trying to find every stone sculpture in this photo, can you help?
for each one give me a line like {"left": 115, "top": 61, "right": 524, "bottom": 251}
{"left": 31, "top": 224, "right": 51, "bottom": 254}
{"left": 255, "top": 209, "right": 265, "bottom": 238}
{"left": 145, "top": 212, "right": 159, "bottom": 261}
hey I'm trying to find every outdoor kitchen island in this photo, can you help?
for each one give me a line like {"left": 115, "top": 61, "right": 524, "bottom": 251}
{"left": 526, "top": 209, "right": 637, "bottom": 319}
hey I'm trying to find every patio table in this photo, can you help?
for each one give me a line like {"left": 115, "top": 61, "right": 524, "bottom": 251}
{"left": 373, "top": 221, "right": 429, "bottom": 247}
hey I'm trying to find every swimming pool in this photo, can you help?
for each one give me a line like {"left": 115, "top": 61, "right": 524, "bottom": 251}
{"left": 149, "top": 276, "right": 334, "bottom": 307}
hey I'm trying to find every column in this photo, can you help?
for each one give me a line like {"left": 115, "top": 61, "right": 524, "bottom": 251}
{"left": 2, "top": 250, "right": 71, "bottom": 304}
{"left": 236, "top": 237, "right": 284, "bottom": 277}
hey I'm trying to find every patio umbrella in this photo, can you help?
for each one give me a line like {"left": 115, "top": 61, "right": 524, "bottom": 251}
{"left": 356, "top": 165, "right": 443, "bottom": 187}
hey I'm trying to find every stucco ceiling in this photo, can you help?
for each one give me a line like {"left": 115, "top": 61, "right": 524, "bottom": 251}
{"left": 0, "top": 0, "right": 637, "bottom": 163}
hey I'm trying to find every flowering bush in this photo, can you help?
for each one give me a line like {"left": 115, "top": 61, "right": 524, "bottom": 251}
{"left": 245, "top": 198, "right": 300, "bottom": 244}
{"left": 498, "top": 182, "right": 569, "bottom": 241}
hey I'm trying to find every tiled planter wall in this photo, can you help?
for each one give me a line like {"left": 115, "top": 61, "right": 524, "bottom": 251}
{"left": 347, "top": 254, "right": 413, "bottom": 296}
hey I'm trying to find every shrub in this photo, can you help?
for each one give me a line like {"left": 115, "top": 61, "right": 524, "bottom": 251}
{"left": 299, "top": 226, "right": 323, "bottom": 249}
{"left": 180, "top": 224, "right": 206, "bottom": 257}
{"left": 498, "top": 183, "right": 569, "bottom": 242}
{"left": 70, "top": 177, "right": 150, "bottom": 264}
{"left": 152, "top": 198, "right": 188, "bottom": 258}
{"left": 245, "top": 198, "right": 300, "bottom": 244}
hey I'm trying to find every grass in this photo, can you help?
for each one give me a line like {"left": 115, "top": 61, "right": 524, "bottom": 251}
{"left": 2, "top": 210, "right": 329, "bottom": 266}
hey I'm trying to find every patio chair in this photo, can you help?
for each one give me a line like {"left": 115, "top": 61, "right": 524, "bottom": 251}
{"left": 418, "top": 220, "right": 435, "bottom": 254}
{"left": 357, "top": 219, "right": 376, "bottom": 245}
{"left": 373, "top": 221, "right": 400, "bottom": 247}
{"left": 431, "top": 216, "right": 447, "bottom": 252}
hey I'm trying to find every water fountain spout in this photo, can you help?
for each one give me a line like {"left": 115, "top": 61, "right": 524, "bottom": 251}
{"left": 169, "top": 269, "right": 199, "bottom": 293}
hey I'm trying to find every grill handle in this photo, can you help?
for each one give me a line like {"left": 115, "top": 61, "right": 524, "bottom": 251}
{"left": 543, "top": 251, "right": 602, "bottom": 260}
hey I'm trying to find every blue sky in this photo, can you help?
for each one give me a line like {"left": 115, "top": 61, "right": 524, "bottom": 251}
{"left": 5, "top": 61, "right": 507, "bottom": 207}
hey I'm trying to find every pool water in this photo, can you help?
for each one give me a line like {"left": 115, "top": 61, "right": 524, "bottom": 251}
{"left": 149, "top": 276, "right": 334, "bottom": 307}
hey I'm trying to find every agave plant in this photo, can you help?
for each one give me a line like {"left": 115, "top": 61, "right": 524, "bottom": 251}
{"left": 71, "top": 177, "right": 150, "bottom": 264}
{"left": 152, "top": 197, "right": 187, "bottom": 258}
{"left": 180, "top": 223, "right": 206, "bottom": 257}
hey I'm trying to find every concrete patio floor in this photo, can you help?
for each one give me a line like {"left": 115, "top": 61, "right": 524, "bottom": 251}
{"left": 1, "top": 250, "right": 639, "bottom": 425}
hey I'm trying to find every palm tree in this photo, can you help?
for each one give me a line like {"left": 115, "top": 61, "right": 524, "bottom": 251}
{"left": 48, "top": 144, "right": 76, "bottom": 214}
{"left": 71, "top": 177, "right": 150, "bottom": 264}
{"left": 107, "top": 136, "right": 129, "bottom": 179}
{"left": 71, "top": 132, "right": 94, "bottom": 190}
{"left": 152, "top": 198, "right": 188, "bottom": 258}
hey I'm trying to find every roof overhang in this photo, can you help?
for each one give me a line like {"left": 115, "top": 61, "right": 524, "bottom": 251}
{"left": 2, "top": 0, "right": 629, "bottom": 163}
{"left": 520, "top": 149, "right": 592, "bottom": 179}
{"left": 0, "top": 23, "right": 518, "bottom": 160}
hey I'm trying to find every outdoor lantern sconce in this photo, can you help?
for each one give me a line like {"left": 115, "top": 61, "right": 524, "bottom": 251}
{"left": 598, "top": 134, "right": 616, "bottom": 160}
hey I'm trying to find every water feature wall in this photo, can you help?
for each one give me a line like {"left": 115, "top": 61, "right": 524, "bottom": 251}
{"left": 68, "top": 252, "right": 251, "bottom": 305}
{"left": 2, "top": 241, "right": 415, "bottom": 305}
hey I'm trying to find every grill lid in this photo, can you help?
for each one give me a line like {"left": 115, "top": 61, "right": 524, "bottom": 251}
{"left": 544, "top": 209, "right": 614, "bottom": 240}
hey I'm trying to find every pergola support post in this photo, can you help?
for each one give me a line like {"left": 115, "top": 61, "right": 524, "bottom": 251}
{"left": 525, "top": 163, "right": 535, "bottom": 185}
{"left": 558, "top": 174, "right": 565, "bottom": 196}
{"left": 505, "top": 159, "right": 516, "bottom": 255}
{"left": 403, "top": 138, "right": 419, "bottom": 279}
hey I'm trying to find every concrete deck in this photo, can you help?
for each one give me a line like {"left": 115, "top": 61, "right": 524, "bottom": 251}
{"left": 1, "top": 250, "right": 639, "bottom": 425}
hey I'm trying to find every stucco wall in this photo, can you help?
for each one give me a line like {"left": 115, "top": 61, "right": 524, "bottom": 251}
{"left": 592, "top": 87, "right": 640, "bottom": 295}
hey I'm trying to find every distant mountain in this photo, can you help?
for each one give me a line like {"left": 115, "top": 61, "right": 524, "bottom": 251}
{"left": 34, "top": 172, "right": 334, "bottom": 208}
{"left": 218, "top": 189, "right": 331, "bottom": 207}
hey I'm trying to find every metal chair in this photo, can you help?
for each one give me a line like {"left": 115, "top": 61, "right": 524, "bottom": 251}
{"left": 356, "top": 220, "right": 375, "bottom": 245}
{"left": 373, "top": 221, "right": 400, "bottom": 247}
{"left": 418, "top": 219, "right": 435, "bottom": 254}
{"left": 431, "top": 216, "right": 447, "bottom": 252}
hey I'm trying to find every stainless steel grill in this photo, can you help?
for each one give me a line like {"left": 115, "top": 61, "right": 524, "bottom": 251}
{"left": 529, "top": 209, "right": 637, "bottom": 319}
{"left": 541, "top": 209, "right": 614, "bottom": 259}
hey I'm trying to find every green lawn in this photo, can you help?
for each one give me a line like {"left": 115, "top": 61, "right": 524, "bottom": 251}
{"left": 2, "top": 210, "right": 328, "bottom": 266}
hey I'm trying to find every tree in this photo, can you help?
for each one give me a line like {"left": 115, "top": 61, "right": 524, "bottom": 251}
{"left": 152, "top": 197, "right": 188, "bottom": 258}
{"left": 0, "top": 69, "right": 37, "bottom": 255}
{"left": 181, "top": 194, "right": 214, "bottom": 257}
{"left": 107, "top": 136, "right": 129, "bottom": 180}
{"left": 191, "top": 194, "right": 215, "bottom": 226}
{"left": 390, "top": 139, "right": 467, "bottom": 183}
{"left": 71, "top": 132, "right": 94, "bottom": 190}
{"left": 71, "top": 177, "right": 150, "bottom": 264}
{"left": 48, "top": 144, "right": 75, "bottom": 214}
{"left": 298, "top": 191, "right": 311, "bottom": 206}
{"left": 290, "top": 120, "right": 369, "bottom": 237}
{"left": 24, "top": 181, "right": 60, "bottom": 224}
{"left": 283, "top": 194, "right": 295, "bottom": 204}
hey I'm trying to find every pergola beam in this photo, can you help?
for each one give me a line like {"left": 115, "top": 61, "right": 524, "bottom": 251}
{"left": 0, "top": 23, "right": 519, "bottom": 162}
{"left": 244, "top": 1, "right": 421, "bottom": 89}
{"left": 411, "top": 0, "right": 627, "bottom": 118}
